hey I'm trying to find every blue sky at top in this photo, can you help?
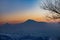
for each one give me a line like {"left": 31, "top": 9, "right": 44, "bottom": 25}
{"left": 1, "top": 0, "right": 39, "bottom": 14}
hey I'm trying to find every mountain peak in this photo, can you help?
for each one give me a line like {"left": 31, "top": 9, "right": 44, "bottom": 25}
{"left": 24, "top": 19, "right": 38, "bottom": 24}
{"left": 3, "top": 23, "right": 10, "bottom": 25}
{"left": 25, "top": 19, "right": 37, "bottom": 22}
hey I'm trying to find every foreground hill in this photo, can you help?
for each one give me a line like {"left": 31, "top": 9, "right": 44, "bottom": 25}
{"left": 0, "top": 19, "right": 60, "bottom": 39}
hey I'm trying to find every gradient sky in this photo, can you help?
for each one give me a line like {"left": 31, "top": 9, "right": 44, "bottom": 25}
{"left": 0, "top": 0, "right": 60, "bottom": 24}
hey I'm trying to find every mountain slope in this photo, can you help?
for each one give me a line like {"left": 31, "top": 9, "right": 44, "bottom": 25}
{"left": 0, "top": 19, "right": 60, "bottom": 37}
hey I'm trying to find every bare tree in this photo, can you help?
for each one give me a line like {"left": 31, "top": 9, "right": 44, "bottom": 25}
{"left": 40, "top": 0, "right": 60, "bottom": 19}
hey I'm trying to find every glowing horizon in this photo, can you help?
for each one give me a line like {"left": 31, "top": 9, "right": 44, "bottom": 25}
{"left": 0, "top": 0, "right": 60, "bottom": 24}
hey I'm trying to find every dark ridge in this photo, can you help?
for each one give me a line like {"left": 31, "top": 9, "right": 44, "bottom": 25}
{"left": 1, "top": 19, "right": 48, "bottom": 25}
{"left": 24, "top": 19, "right": 37, "bottom": 23}
{"left": 3, "top": 23, "right": 10, "bottom": 25}
{"left": 24, "top": 19, "right": 47, "bottom": 23}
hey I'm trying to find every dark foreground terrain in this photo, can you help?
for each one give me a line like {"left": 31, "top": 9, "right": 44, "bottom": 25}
{"left": 0, "top": 20, "right": 60, "bottom": 40}
{"left": 0, "top": 34, "right": 60, "bottom": 40}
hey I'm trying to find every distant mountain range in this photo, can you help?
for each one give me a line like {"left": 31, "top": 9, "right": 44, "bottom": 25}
{"left": 0, "top": 19, "right": 60, "bottom": 37}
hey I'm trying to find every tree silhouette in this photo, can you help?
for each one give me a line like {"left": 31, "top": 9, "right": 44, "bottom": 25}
{"left": 40, "top": 0, "right": 60, "bottom": 19}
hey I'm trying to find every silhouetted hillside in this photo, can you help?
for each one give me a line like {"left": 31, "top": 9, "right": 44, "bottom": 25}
{"left": 0, "top": 19, "right": 60, "bottom": 40}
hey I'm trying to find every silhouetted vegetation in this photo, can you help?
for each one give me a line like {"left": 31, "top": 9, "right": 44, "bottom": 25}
{"left": 40, "top": 0, "right": 60, "bottom": 19}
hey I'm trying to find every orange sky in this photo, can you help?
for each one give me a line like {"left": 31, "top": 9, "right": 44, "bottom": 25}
{"left": 1, "top": 9, "right": 60, "bottom": 24}
{"left": 0, "top": 0, "right": 60, "bottom": 24}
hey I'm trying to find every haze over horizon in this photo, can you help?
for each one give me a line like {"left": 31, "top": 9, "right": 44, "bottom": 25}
{"left": 0, "top": 0, "right": 60, "bottom": 40}
{"left": 0, "top": 0, "right": 60, "bottom": 24}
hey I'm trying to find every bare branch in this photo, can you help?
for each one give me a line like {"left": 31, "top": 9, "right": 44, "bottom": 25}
{"left": 40, "top": 0, "right": 60, "bottom": 19}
